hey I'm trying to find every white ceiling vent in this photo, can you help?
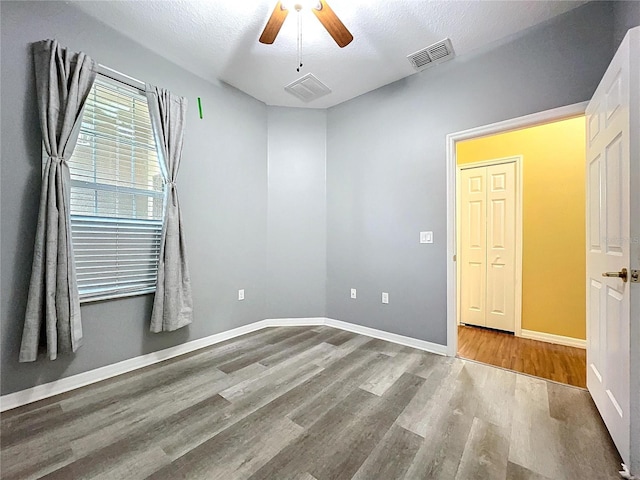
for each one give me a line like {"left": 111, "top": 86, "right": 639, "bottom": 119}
{"left": 285, "top": 73, "right": 331, "bottom": 103}
{"left": 407, "top": 38, "right": 455, "bottom": 72}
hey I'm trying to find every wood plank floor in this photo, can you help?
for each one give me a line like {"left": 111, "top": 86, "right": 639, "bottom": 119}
{"left": 457, "top": 325, "right": 587, "bottom": 388}
{"left": 1, "top": 326, "right": 619, "bottom": 480}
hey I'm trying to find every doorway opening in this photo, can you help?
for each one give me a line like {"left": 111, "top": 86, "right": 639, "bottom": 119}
{"left": 446, "top": 106, "right": 588, "bottom": 388}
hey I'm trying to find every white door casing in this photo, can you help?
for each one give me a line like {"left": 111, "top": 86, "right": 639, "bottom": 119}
{"left": 458, "top": 159, "right": 518, "bottom": 332}
{"left": 585, "top": 28, "right": 635, "bottom": 464}
{"left": 447, "top": 103, "right": 588, "bottom": 357}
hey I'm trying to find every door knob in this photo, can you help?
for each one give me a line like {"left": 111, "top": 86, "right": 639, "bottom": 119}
{"left": 602, "top": 268, "right": 628, "bottom": 283}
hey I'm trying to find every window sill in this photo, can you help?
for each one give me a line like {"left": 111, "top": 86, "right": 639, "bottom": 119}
{"left": 79, "top": 288, "right": 156, "bottom": 305}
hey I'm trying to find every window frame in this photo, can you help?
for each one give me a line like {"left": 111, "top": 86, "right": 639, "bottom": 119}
{"left": 58, "top": 65, "right": 165, "bottom": 304}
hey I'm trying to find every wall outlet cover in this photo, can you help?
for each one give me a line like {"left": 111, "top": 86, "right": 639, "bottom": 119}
{"left": 382, "top": 292, "right": 389, "bottom": 304}
{"left": 238, "top": 289, "right": 245, "bottom": 301}
{"left": 350, "top": 288, "right": 357, "bottom": 299}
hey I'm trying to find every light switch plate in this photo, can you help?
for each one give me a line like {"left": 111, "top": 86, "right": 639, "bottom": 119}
{"left": 238, "top": 289, "right": 245, "bottom": 301}
{"left": 420, "top": 231, "right": 433, "bottom": 244}
{"left": 350, "top": 288, "right": 357, "bottom": 299}
{"left": 382, "top": 292, "right": 389, "bottom": 304}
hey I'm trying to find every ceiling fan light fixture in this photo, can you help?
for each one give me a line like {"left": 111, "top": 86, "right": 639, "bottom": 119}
{"left": 259, "top": 0, "right": 353, "bottom": 48}
{"left": 280, "top": 0, "right": 321, "bottom": 11}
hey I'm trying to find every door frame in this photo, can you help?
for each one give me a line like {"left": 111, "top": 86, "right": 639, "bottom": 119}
{"left": 456, "top": 156, "right": 523, "bottom": 336}
{"left": 445, "top": 101, "right": 588, "bottom": 357}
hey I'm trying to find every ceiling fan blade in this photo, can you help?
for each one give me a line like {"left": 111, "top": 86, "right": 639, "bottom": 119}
{"left": 259, "top": 2, "right": 288, "bottom": 44}
{"left": 312, "top": 0, "right": 353, "bottom": 48}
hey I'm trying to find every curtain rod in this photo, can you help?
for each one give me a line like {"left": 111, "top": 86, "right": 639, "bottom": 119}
{"left": 97, "top": 64, "right": 146, "bottom": 91}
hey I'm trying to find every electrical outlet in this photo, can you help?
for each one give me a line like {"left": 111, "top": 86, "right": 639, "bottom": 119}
{"left": 350, "top": 288, "right": 357, "bottom": 299}
{"left": 420, "top": 231, "right": 433, "bottom": 244}
{"left": 382, "top": 292, "right": 389, "bottom": 304}
{"left": 238, "top": 289, "right": 245, "bottom": 301}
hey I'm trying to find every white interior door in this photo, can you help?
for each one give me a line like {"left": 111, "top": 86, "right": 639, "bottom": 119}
{"left": 586, "top": 28, "right": 636, "bottom": 464}
{"left": 486, "top": 162, "right": 516, "bottom": 331}
{"left": 459, "top": 161, "right": 517, "bottom": 332}
{"left": 460, "top": 167, "right": 487, "bottom": 327}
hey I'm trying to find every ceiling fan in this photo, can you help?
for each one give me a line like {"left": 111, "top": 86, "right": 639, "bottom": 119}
{"left": 259, "top": 0, "right": 353, "bottom": 48}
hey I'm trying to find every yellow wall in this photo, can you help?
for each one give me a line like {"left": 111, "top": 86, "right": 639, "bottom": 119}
{"left": 456, "top": 116, "right": 586, "bottom": 340}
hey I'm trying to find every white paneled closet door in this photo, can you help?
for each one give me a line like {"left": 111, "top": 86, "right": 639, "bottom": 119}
{"left": 486, "top": 163, "right": 516, "bottom": 331}
{"left": 460, "top": 161, "right": 517, "bottom": 332}
{"left": 459, "top": 167, "right": 487, "bottom": 327}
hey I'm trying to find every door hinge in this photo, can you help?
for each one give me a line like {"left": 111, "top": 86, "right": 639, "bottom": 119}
{"left": 453, "top": 254, "right": 457, "bottom": 262}
{"left": 631, "top": 269, "right": 639, "bottom": 283}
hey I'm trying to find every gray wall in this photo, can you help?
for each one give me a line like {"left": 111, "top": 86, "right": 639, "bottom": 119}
{"left": 266, "top": 107, "right": 327, "bottom": 319}
{"left": 325, "top": 2, "right": 616, "bottom": 345}
{"left": 614, "top": 0, "right": 640, "bottom": 49}
{"left": 0, "top": 1, "right": 268, "bottom": 395}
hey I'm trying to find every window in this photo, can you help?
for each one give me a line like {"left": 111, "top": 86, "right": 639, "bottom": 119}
{"left": 68, "top": 73, "right": 164, "bottom": 302}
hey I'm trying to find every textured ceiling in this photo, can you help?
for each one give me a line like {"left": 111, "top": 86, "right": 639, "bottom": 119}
{"left": 71, "top": 0, "right": 589, "bottom": 108}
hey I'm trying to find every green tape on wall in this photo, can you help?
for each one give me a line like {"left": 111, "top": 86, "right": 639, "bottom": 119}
{"left": 197, "top": 97, "right": 203, "bottom": 119}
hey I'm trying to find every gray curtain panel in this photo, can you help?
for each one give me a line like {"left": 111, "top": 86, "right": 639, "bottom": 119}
{"left": 19, "top": 40, "right": 97, "bottom": 362}
{"left": 146, "top": 85, "right": 193, "bottom": 332}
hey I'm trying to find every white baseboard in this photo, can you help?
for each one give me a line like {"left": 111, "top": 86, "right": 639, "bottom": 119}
{"left": 262, "top": 317, "right": 325, "bottom": 327}
{"left": 324, "top": 318, "right": 448, "bottom": 356}
{"left": 0, "top": 317, "right": 446, "bottom": 412}
{"left": 519, "top": 329, "right": 586, "bottom": 349}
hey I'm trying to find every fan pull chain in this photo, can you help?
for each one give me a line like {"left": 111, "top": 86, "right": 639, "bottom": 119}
{"left": 297, "top": 11, "right": 303, "bottom": 72}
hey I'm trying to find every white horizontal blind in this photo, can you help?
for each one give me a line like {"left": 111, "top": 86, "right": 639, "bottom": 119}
{"left": 68, "top": 74, "right": 164, "bottom": 301}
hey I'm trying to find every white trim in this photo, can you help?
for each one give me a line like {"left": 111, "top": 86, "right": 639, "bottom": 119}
{"left": 262, "top": 317, "right": 326, "bottom": 327}
{"left": 324, "top": 318, "right": 448, "bottom": 356}
{"left": 520, "top": 329, "right": 587, "bottom": 349}
{"left": 457, "top": 157, "right": 519, "bottom": 170}
{"left": 0, "top": 317, "right": 445, "bottom": 412}
{"left": 446, "top": 101, "right": 589, "bottom": 356}
{"left": 79, "top": 287, "right": 155, "bottom": 305}
{"left": 456, "top": 156, "right": 523, "bottom": 337}
{"left": 514, "top": 155, "right": 524, "bottom": 338}
{"left": 97, "top": 64, "right": 145, "bottom": 91}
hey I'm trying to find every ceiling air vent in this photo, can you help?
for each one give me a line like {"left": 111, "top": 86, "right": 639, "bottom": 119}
{"left": 407, "top": 38, "right": 455, "bottom": 72}
{"left": 285, "top": 73, "right": 331, "bottom": 103}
